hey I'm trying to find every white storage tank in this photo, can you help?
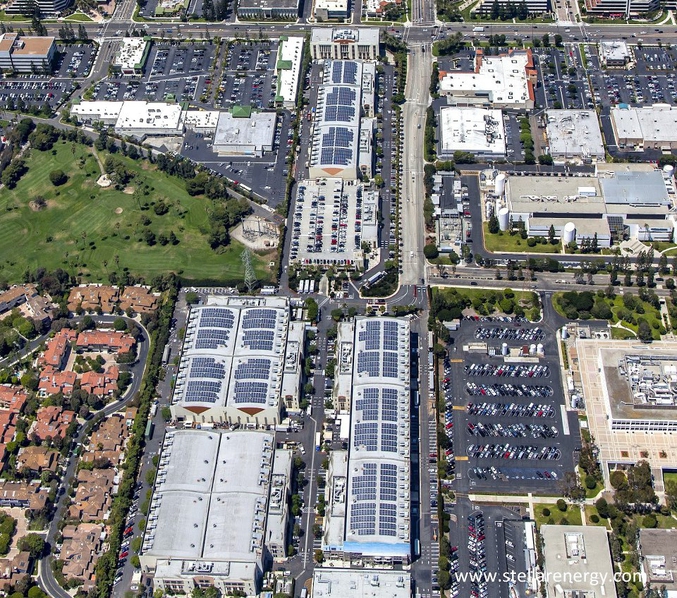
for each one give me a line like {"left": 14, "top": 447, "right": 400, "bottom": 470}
{"left": 498, "top": 208, "right": 510, "bottom": 232}
{"left": 537, "top": 343, "right": 544, "bottom": 355}
{"left": 494, "top": 173, "right": 506, "bottom": 196}
{"left": 502, "top": 342, "right": 509, "bottom": 356}
{"left": 664, "top": 164, "right": 674, "bottom": 176}
{"left": 529, "top": 343, "right": 537, "bottom": 356}
{"left": 562, "top": 222, "right": 576, "bottom": 245}
{"left": 561, "top": 326, "right": 569, "bottom": 340}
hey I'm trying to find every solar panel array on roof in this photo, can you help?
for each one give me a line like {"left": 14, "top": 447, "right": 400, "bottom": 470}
{"left": 195, "top": 328, "right": 231, "bottom": 350}
{"left": 233, "top": 381, "right": 268, "bottom": 405}
{"left": 234, "top": 358, "right": 272, "bottom": 380}
{"left": 242, "top": 329, "right": 275, "bottom": 352}
{"left": 349, "top": 462, "right": 400, "bottom": 537}
{"left": 242, "top": 308, "right": 278, "bottom": 330}
{"left": 354, "top": 422, "right": 378, "bottom": 451}
{"left": 185, "top": 380, "right": 222, "bottom": 403}
{"left": 330, "top": 60, "right": 359, "bottom": 86}
{"left": 319, "top": 126, "right": 354, "bottom": 166}
{"left": 190, "top": 357, "right": 226, "bottom": 379}
{"left": 199, "top": 308, "right": 235, "bottom": 329}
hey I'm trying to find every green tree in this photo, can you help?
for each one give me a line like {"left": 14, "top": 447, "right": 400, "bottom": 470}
{"left": 17, "top": 533, "right": 45, "bottom": 558}
{"left": 49, "top": 169, "right": 67, "bottom": 186}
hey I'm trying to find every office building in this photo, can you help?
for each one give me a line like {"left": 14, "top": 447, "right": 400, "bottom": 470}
{"left": 599, "top": 41, "right": 631, "bottom": 67}
{"left": 438, "top": 107, "right": 506, "bottom": 159}
{"left": 212, "top": 110, "right": 276, "bottom": 157}
{"left": 544, "top": 110, "right": 605, "bottom": 162}
{"left": 310, "top": 28, "right": 380, "bottom": 61}
{"left": 5, "top": 0, "right": 70, "bottom": 16}
{"left": 112, "top": 37, "right": 151, "bottom": 76}
{"left": 0, "top": 34, "right": 55, "bottom": 73}
{"left": 275, "top": 37, "right": 305, "bottom": 108}
{"left": 237, "top": 0, "right": 299, "bottom": 18}
{"left": 611, "top": 105, "right": 677, "bottom": 150}
{"left": 312, "top": 569, "right": 411, "bottom": 597}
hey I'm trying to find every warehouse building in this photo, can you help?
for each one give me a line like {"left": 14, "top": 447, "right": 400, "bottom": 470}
{"left": 323, "top": 317, "right": 411, "bottom": 564}
{"left": 611, "top": 104, "right": 677, "bottom": 150}
{"left": 310, "top": 28, "right": 380, "bottom": 61}
{"left": 71, "top": 101, "right": 185, "bottom": 137}
{"left": 237, "top": 0, "right": 299, "bottom": 19}
{"left": 140, "top": 429, "right": 291, "bottom": 595}
{"left": 0, "top": 34, "right": 56, "bottom": 73}
{"left": 112, "top": 37, "right": 151, "bottom": 76}
{"left": 212, "top": 109, "right": 276, "bottom": 157}
{"left": 275, "top": 37, "right": 305, "bottom": 108}
{"left": 500, "top": 166, "right": 676, "bottom": 245}
{"left": 599, "top": 40, "right": 631, "bottom": 68}
{"left": 308, "top": 61, "right": 372, "bottom": 180}
{"left": 541, "top": 526, "right": 617, "bottom": 598}
{"left": 171, "top": 296, "right": 303, "bottom": 427}
{"left": 544, "top": 110, "right": 605, "bottom": 162}
{"left": 438, "top": 48, "right": 536, "bottom": 110}
{"left": 312, "top": 569, "right": 411, "bottom": 598}
{"left": 438, "top": 107, "right": 506, "bottom": 159}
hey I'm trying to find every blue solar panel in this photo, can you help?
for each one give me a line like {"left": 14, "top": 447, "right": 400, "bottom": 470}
{"left": 232, "top": 381, "right": 268, "bottom": 404}
{"left": 380, "top": 423, "right": 398, "bottom": 452}
{"left": 354, "top": 422, "right": 378, "bottom": 450}
{"left": 242, "top": 309, "right": 277, "bottom": 330}
{"left": 233, "top": 358, "right": 271, "bottom": 380}
{"left": 185, "top": 379, "right": 221, "bottom": 403}
{"left": 190, "top": 357, "right": 226, "bottom": 379}
{"left": 195, "top": 328, "right": 230, "bottom": 350}
{"left": 242, "top": 329, "right": 275, "bottom": 351}
{"left": 199, "top": 308, "right": 235, "bottom": 329}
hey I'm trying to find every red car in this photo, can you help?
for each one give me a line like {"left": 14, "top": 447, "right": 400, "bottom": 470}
{"left": 119, "top": 551, "right": 129, "bottom": 559}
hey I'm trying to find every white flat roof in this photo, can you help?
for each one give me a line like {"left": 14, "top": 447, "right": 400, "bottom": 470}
{"left": 213, "top": 111, "right": 276, "bottom": 150}
{"left": 439, "top": 50, "right": 532, "bottom": 106}
{"left": 114, "top": 37, "right": 149, "bottom": 71}
{"left": 312, "top": 569, "right": 411, "bottom": 598}
{"left": 545, "top": 109, "right": 605, "bottom": 158}
{"left": 116, "top": 101, "right": 184, "bottom": 133}
{"left": 277, "top": 37, "right": 304, "bottom": 107}
{"left": 611, "top": 105, "right": 677, "bottom": 144}
{"left": 310, "top": 27, "right": 380, "bottom": 46}
{"left": 71, "top": 101, "right": 123, "bottom": 122}
{"left": 440, "top": 107, "right": 506, "bottom": 155}
{"left": 599, "top": 40, "right": 630, "bottom": 62}
{"left": 144, "top": 429, "right": 275, "bottom": 563}
{"left": 184, "top": 110, "right": 220, "bottom": 130}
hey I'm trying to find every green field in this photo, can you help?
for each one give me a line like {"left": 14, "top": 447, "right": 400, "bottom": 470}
{"left": 534, "top": 503, "right": 582, "bottom": 528}
{"left": 0, "top": 141, "right": 273, "bottom": 285}
{"left": 63, "top": 12, "right": 94, "bottom": 21}
{"left": 482, "top": 223, "right": 562, "bottom": 254}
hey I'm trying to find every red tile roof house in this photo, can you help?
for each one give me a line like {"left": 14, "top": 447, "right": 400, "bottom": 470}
{"left": 29, "top": 406, "right": 75, "bottom": 441}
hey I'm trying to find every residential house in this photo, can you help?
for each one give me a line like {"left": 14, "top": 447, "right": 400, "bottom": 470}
{"left": 124, "top": 407, "right": 137, "bottom": 427}
{"left": 80, "top": 366, "right": 120, "bottom": 397}
{"left": 0, "top": 480, "right": 47, "bottom": 510}
{"left": 67, "top": 285, "right": 119, "bottom": 314}
{"left": 80, "top": 413, "right": 129, "bottom": 465}
{"left": 0, "top": 386, "right": 28, "bottom": 413}
{"left": 0, "top": 551, "right": 33, "bottom": 590}
{"left": 0, "top": 284, "right": 38, "bottom": 315}
{"left": 60, "top": 523, "right": 104, "bottom": 591}
{"left": 17, "top": 446, "right": 58, "bottom": 474}
{"left": 76, "top": 331, "right": 135, "bottom": 355}
{"left": 119, "top": 286, "right": 159, "bottom": 314}
{"left": 68, "top": 468, "right": 115, "bottom": 522}
{"left": 30, "top": 406, "right": 75, "bottom": 441}
{"left": 40, "top": 329, "right": 77, "bottom": 369}
{"left": 38, "top": 367, "right": 77, "bottom": 397}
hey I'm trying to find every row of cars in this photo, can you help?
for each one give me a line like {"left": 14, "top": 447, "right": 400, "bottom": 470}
{"left": 467, "top": 422, "right": 559, "bottom": 439}
{"left": 466, "top": 401, "right": 555, "bottom": 418}
{"left": 474, "top": 326, "right": 544, "bottom": 341}
{"left": 467, "top": 511, "right": 488, "bottom": 598}
{"left": 472, "top": 466, "right": 559, "bottom": 481}
{"left": 114, "top": 485, "right": 142, "bottom": 585}
{"left": 466, "top": 382, "right": 554, "bottom": 398}
{"left": 464, "top": 363, "right": 550, "bottom": 378}
{"left": 466, "top": 443, "right": 562, "bottom": 461}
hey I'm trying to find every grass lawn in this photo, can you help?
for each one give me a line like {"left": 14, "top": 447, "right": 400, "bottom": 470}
{"left": 611, "top": 327, "right": 637, "bottom": 340}
{"left": 665, "top": 472, "right": 677, "bottom": 485}
{"left": 533, "top": 503, "right": 582, "bottom": 528}
{"left": 584, "top": 505, "right": 610, "bottom": 527}
{"left": 63, "top": 12, "right": 94, "bottom": 21}
{"left": 0, "top": 141, "right": 273, "bottom": 285}
{"left": 434, "top": 286, "right": 541, "bottom": 320}
{"left": 631, "top": 513, "right": 677, "bottom": 529}
{"left": 483, "top": 223, "right": 561, "bottom": 254}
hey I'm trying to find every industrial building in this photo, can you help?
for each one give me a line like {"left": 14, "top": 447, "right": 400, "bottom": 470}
{"left": 584, "top": 0, "right": 657, "bottom": 18}
{"left": 275, "top": 37, "right": 305, "bottom": 108}
{"left": 5, "top": 0, "right": 70, "bottom": 16}
{"left": 599, "top": 40, "right": 631, "bottom": 68}
{"left": 310, "top": 28, "right": 380, "bottom": 62}
{"left": 0, "top": 34, "right": 56, "bottom": 73}
{"left": 544, "top": 110, "right": 605, "bottom": 162}
{"left": 438, "top": 48, "right": 536, "bottom": 110}
{"left": 496, "top": 165, "right": 677, "bottom": 245}
{"left": 112, "top": 37, "right": 151, "bottom": 76}
{"left": 473, "top": 0, "right": 550, "bottom": 14}
{"left": 576, "top": 339, "right": 677, "bottom": 477}
{"left": 314, "top": 0, "right": 349, "bottom": 20}
{"left": 237, "top": 0, "right": 299, "bottom": 19}
{"left": 323, "top": 317, "right": 411, "bottom": 564}
{"left": 308, "top": 60, "right": 375, "bottom": 181}
{"left": 438, "top": 107, "right": 506, "bottom": 159}
{"left": 289, "top": 179, "right": 378, "bottom": 268}
{"left": 139, "top": 429, "right": 291, "bottom": 596}
{"left": 611, "top": 104, "right": 677, "bottom": 150}
{"left": 638, "top": 529, "right": 677, "bottom": 592}
{"left": 312, "top": 569, "right": 411, "bottom": 598}
{"left": 170, "top": 295, "right": 304, "bottom": 426}
{"left": 541, "top": 526, "right": 617, "bottom": 598}
{"left": 212, "top": 110, "right": 276, "bottom": 157}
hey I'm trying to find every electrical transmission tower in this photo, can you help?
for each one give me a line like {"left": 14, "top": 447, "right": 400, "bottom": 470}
{"left": 241, "top": 248, "right": 257, "bottom": 294}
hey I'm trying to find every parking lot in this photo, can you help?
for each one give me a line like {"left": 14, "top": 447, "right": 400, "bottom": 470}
{"left": 53, "top": 43, "right": 98, "bottom": 78}
{"left": 533, "top": 45, "right": 592, "bottom": 111}
{"left": 215, "top": 41, "right": 279, "bottom": 110}
{"left": 0, "top": 78, "right": 75, "bottom": 113}
{"left": 93, "top": 42, "right": 215, "bottom": 103}
{"left": 442, "top": 317, "right": 579, "bottom": 494}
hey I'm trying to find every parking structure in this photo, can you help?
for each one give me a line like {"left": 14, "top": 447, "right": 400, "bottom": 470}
{"left": 442, "top": 317, "right": 579, "bottom": 494}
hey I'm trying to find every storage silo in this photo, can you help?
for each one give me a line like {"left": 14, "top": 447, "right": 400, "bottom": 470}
{"left": 494, "top": 173, "right": 506, "bottom": 197}
{"left": 664, "top": 164, "right": 674, "bottom": 177}
{"left": 562, "top": 222, "right": 576, "bottom": 245}
{"left": 498, "top": 208, "right": 510, "bottom": 232}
